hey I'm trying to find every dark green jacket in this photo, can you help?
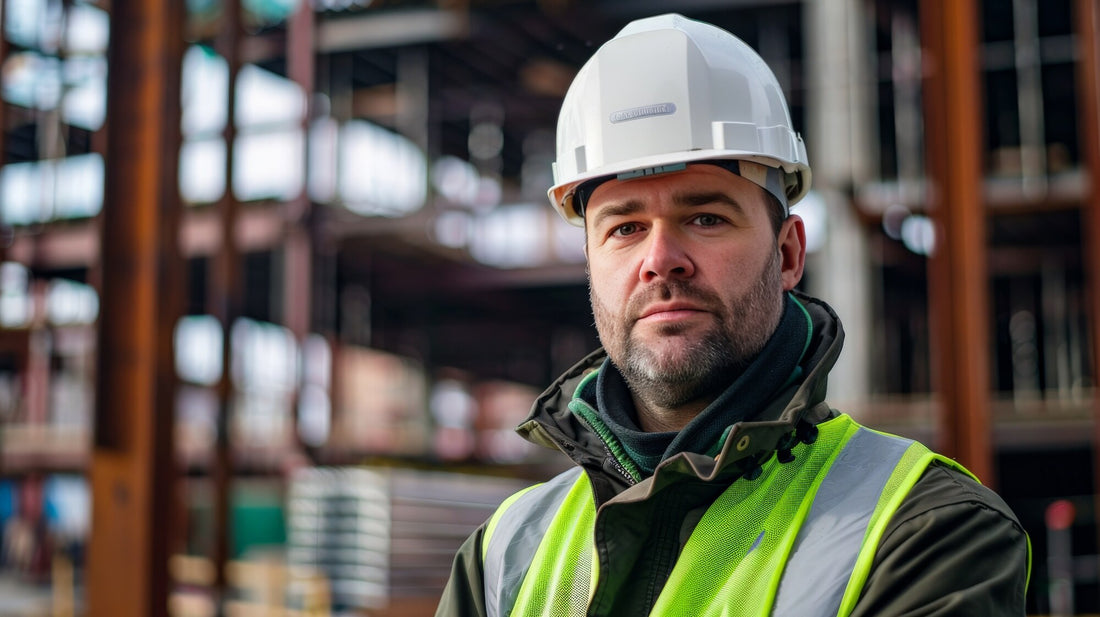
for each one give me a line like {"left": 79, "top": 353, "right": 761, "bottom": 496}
{"left": 436, "top": 294, "right": 1030, "bottom": 616}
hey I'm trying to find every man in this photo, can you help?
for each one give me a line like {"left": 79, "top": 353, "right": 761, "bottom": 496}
{"left": 437, "top": 13, "right": 1029, "bottom": 617}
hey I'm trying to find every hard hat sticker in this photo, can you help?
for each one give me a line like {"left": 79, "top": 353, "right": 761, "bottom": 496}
{"left": 609, "top": 102, "right": 677, "bottom": 124}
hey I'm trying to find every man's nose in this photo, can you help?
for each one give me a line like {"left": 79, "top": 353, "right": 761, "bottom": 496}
{"left": 640, "top": 226, "right": 695, "bottom": 282}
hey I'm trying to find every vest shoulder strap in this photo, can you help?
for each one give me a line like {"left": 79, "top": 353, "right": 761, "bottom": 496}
{"left": 773, "top": 425, "right": 954, "bottom": 617}
{"left": 482, "top": 466, "right": 585, "bottom": 617}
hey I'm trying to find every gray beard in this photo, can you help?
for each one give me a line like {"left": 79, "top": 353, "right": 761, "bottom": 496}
{"left": 591, "top": 249, "right": 784, "bottom": 411}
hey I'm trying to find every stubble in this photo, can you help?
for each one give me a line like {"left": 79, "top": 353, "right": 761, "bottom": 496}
{"left": 590, "top": 247, "right": 784, "bottom": 412}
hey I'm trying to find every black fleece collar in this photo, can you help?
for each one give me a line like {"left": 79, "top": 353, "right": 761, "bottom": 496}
{"left": 590, "top": 293, "right": 812, "bottom": 476}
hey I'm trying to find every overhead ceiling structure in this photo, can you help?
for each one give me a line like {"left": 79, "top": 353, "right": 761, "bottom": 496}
{"left": 308, "top": 1, "right": 803, "bottom": 182}
{"left": 0, "top": 0, "right": 805, "bottom": 387}
{"left": 295, "top": 1, "right": 807, "bottom": 385}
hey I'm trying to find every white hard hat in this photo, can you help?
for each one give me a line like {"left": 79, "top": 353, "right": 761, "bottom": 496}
{"left": 548, "top": 13, "right": 812, "bottom": 226}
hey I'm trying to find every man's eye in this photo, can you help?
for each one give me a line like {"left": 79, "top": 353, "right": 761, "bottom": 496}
{"left": 693, "top": 214, "right": 723, "bottom": 227}
{"left": 613, "top": 222, "right": 640, "bottom": 237}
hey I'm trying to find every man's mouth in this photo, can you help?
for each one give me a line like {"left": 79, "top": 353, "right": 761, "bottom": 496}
{"left": 638, "top": 302, "right": 708, "bottom": 323}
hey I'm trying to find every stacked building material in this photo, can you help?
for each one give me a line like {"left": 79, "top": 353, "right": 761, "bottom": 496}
{"left": 286, "top": 466, "right": 530, "bottom": 614}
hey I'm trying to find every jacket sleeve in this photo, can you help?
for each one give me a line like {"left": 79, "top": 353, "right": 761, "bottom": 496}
{"left": 849, "top": 463, "right": 1030, "bottom": 617}
{"left": 435, "top": 525, "right": 489, "bottom": 617}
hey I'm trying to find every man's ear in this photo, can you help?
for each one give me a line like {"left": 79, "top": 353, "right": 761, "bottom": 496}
{"left": 777, "top": 215, "right": 806, "bottom": 291}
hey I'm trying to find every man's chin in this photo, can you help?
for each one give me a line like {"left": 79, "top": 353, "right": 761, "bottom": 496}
{"left": 632, "top": 329, "right": 714, "bottom": 356}
{"left": 624, "top": 340, "right": 713, "bottom": 377}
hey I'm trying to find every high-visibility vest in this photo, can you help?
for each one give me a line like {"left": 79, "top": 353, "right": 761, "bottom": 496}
{"left": 480, "top": 414, "right": 971, "bottom": 617}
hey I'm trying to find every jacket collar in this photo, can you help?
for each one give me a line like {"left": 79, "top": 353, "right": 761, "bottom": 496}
{"left": 517, "top": 291, "right": 844, "bottom": 489}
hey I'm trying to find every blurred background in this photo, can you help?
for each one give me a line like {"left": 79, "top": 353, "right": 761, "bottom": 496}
{"left": 0, "top": 0, "right": 1097, "bottom": 615}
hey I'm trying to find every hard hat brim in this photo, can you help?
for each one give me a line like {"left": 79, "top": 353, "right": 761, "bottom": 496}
{"left": 549, "top": 150, "right": 810, "bottom": 227}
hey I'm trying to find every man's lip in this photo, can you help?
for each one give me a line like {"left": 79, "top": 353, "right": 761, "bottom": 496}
{"left": 638, "top": 304, "right": 707, "bottom": 320}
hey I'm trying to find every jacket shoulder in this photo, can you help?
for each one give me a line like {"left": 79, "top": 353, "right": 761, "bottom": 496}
{"left": 851, "top": 463, "right": 1029, "bottom": 616}
{"left": 891, "top": 461, "right": 1022, "bottom": 530}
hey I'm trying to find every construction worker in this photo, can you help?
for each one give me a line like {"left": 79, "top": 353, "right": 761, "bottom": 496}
{"left": 436, "top": 13, "right": 1029, "bottom": 617}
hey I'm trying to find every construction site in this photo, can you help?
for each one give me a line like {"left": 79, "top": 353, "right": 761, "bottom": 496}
{"left": 1, "top": 0, "right": 1099, "bottom": 615}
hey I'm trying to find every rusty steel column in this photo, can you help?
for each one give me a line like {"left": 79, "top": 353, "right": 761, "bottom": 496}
{"left": 284, "top": 2, "right": 314, "bottom": 340}
{"left": 0, "top": 0, "right": 9, "bottom": 265}
{"left": 0, "top": 2, "right": 7, "bottom": 172}
{"left": 920, "top": 0, "right": 994, "bottom": 483}
{"left": 88, "top": 0, "right": 186, "bottom": 615}
{"left": 284, "top": 2, "right": 316, "bottom": 459}
{"left": 1076, "top": 0, "right": 1100, "bottom": 513}
{"left": 211, "top": 0, "right": 243, "bottom": 607}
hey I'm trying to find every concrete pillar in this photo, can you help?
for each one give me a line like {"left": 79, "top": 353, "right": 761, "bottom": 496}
{"left": 804, "top": 0, "right": 873, "bottom": 413}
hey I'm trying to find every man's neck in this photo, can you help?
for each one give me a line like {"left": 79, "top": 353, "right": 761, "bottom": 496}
{"left": 632, "top": 394, "right": 712, "bottom": 432}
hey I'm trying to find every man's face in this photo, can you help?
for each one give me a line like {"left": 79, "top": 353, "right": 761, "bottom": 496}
{"left": 585, "top": 164, "right": 805, "bottom": 409}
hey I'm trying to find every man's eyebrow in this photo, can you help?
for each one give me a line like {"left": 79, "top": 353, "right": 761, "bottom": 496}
{"left": 674, "top": 191, "right": 748, "bottom": 216}
{"left": 588, "top": 191, "right": 747, "bottom": 229}
{"left": 588, "top": 199, "right": 644, "bottom": 229}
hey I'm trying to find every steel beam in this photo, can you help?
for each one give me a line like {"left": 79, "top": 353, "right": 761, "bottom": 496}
{"left": 919, "top": 0, "right": 994, "bottom": 483}
{"left": 317, "top": 9, "right": 468, "bottom": 53}
{"left": 283, "top": 0, "right": 317, "bottom": 460}
{"left": 0, "top": 0, "right": 8, "bottom": 266}
{"left": 284, "top": 0, "right": 315, "bottom": 341}
{"left": 1075, "top": 0, "right": 1100, "bottom": 520}
{"left": 0, "top": 0, "right": 7, "bottom": 174}
{"left": 87, "top": 0, "right": 186, "bottom": 615}
{"left": 211, "top": 0, "right": 244, "bottom": 607}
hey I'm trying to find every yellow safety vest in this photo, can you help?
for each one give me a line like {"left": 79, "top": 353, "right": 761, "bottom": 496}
{"left": 481, "top": 414, "right": 972, "bottom": 617}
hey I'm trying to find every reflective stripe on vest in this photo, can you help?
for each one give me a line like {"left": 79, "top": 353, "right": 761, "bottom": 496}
{"left": 770, "top": 427, "right": 913, "bottom": 616}
{"left": 482, "top": 417, "right": 950, "bottom": 617}
{"left": 483, "top": 467, "right": 584, "bottom": 617}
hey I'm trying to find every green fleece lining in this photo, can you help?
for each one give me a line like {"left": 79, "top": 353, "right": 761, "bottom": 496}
{"left": 791, "top": 293, "right": 814, "bottom": 360}
{"left": 568, "top": 370, "right": 644, "bottom": 483}
{"left": 777, "top": 293, "right": 814, "bottom": 393}
{"left": 704, "top": 425, "right": 734, "bottom": 458}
